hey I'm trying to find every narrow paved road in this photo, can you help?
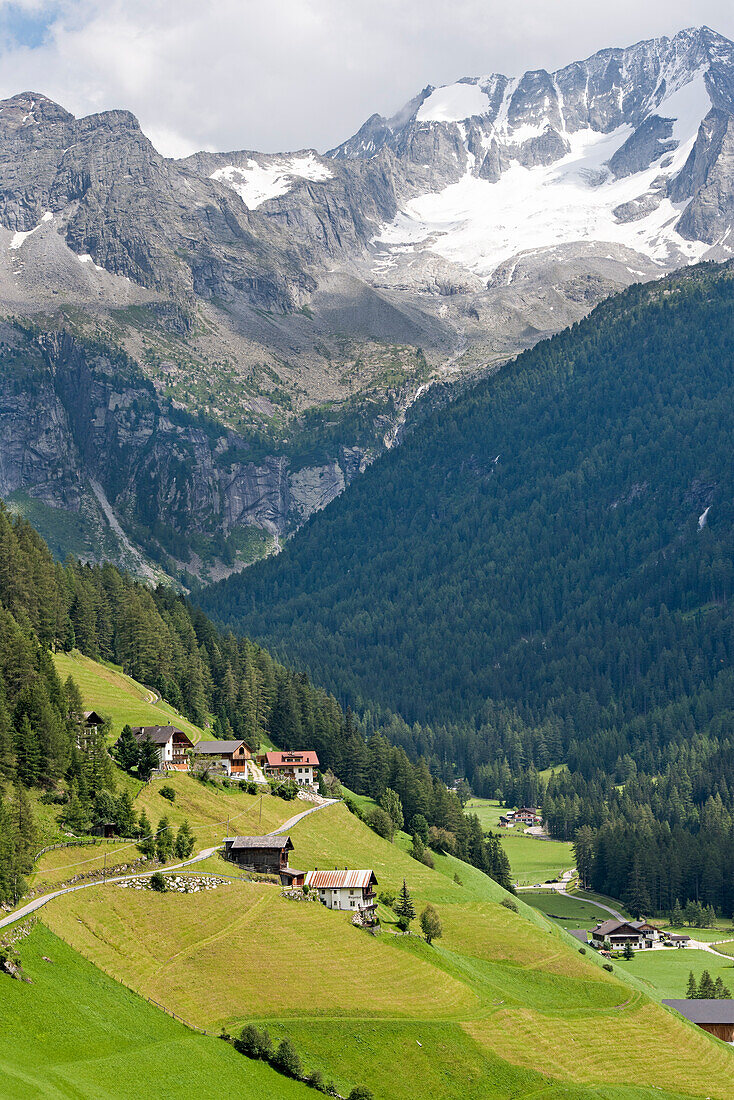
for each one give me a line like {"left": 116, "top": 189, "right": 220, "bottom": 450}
{"left": 268, "top": 798, "right": 339, "bottom": 835}
{"left": 0, "top": 796, "right": 340, "bottom": 932}
{"left": 0, "top": 846, "right": 221, "bottom": 931}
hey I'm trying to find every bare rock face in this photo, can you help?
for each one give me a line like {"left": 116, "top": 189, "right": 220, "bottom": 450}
{"left": 0, "top": 326, "right": 369, "bottom": 575}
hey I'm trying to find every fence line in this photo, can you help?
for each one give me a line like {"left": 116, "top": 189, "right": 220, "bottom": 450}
{"left": 145, "top": 996, "right": 212, "bottom": 1034}
{"left": 34, "top": 836, "right": 139, "bottom": 862}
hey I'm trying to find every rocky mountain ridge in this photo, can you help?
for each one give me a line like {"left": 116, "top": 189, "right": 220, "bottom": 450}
{"left": 1, "top": 26, "right": 733, "bottom": 578}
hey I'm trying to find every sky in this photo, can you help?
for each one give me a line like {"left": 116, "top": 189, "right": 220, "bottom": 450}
{"left": 0, "top": 1, "right": 731, "bottom": 158}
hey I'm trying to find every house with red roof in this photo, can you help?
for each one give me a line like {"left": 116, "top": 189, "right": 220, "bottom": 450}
{"left": 261, "top": 750, "right": 319, "bottom": 788}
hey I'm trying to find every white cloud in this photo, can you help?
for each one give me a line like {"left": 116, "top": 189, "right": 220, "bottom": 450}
{"left": 0, "top": 1, "right": 730, "bottom": 156}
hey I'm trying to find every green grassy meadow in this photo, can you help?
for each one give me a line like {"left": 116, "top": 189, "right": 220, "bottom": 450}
{"left": 521, "top": 890, "right": 614, "bottom": 932}
{"left": 38, "top": 801, "right": 734, "bottom": 1100}
{"left": 615, "top": 947, "right": 734, "bottom": 1000}
{"left": 464, "top": 798, "right": 574, "bottom": 885}
{"left": 53, "top": 650, "right": 204, "bottom": 742}
{"left": 1, "top": 925, "right": 309, "bottom": 1099}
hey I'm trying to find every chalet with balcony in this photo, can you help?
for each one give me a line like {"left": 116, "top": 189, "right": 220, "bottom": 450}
{"left": 261, "top": 750, "right": 319, "bottom": 788}
{"left": 78, "top": 710, "right": 105, "bottom": 750}
{"left": 194, "top": 739, "right": 252, "bottom": 777}
{"left": 305, "top": 869, "right": 378, "bottom": 915}
{"left": 129, "top": 725, "right": 194, "bottom": 770}
{"left": 590, "top": 918, "right": 661, "bottom": 950}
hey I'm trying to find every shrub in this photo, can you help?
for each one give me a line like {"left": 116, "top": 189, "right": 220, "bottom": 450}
{"left": 150, "top": 872, "right": 167, "bottom": 892}
{"left": 378, "top": 889, "right": 396, "bottom": 909}
{"left": 246, "top": 781, "right": 258, "bottom": 795}
{"left": 579, "top": 947, "right": 586, "bottom": 954}
{"left": 420, "top": 903, "right": 442, "bottom": 944}
{"left": 159, "top": 785, "right": 176, "bottom": 802}
{"left": 307, "top": 1070, "right": 325, "bottom": 1091}
{"left": 368, "top": 806, "right": 393, "bottom": 839}
{"left": 235, "top": 1024, "right": 273, "bottom": 1060}
{"left": 603, "top": 963, "right": 614, "bottom": 972}
{"left": 453, "top": 873, "right": 462, "bottom": 886}
{"left": 501, "top": 897, "right": 518, "bottom": 913}
{"left": 348, "top": 1088, "right": 374, "bottom": 1100}
{"left": 272, "top": 1037, "right": 302, "bottom": 1078}
{"left": 428, "top": 826, "right": 456, "bottom": 854}
{"left": 421, "top": 850, "right": 435, "bottom": 869}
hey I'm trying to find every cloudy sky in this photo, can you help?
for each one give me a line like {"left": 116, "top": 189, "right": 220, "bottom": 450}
{"left": 0, "top": 1, "right": 731, "bottom": 157}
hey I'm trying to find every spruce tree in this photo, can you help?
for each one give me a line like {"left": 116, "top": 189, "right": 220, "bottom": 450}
{"left": 686, "top": 971, "right": 697, "bottom": 999}
{"left": 174, "top": 820, "right": 195, "bottom": 859}
{"left": 138, "top": 810, "right": 155, "bottom": 859}
{"left": 155, "top": 816, "right": 174, "bottom": 862}
{"left": 395, "top": 879, "right": 415, "bottom": 932}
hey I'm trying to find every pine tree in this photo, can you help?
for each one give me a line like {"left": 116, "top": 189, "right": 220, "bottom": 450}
{"left": 686, "top": 971, "right": 698, "bottom": 999}
{"left": 137, "top": 735, "right": 160, "bottom": 781}
{"left": 394, "top": 879, "right": 415, "bottom": 932}
{"left": 114, "top": 724, "right": 140, "bottom": 773}
{"left": 174, "top": 820, "right": 195, "bottom": 859}
{"left": 698, "top": 970, "right": 716, "bottom": 998}
{"left": 156, "top": 816, "right": 174, "bottom": 863}
{"left": 138, "top": 810, "right": 156, "bottom": 859}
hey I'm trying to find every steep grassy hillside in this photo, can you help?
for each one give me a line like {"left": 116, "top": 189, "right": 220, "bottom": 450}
{"left": 0, "top": 925, "right": 308, "bottom": 1099}
{"left": 53, "top": 650, "right": 205, "bottom": 742}
{"left": 40, "top": 802, "right": 734, "bottom": 1100}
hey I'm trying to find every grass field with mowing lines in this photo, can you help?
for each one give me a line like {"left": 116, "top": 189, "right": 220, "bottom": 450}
{"left": 1, "top": 925, "right": 308, "bottom": 1100}
{"left": 38, "top": 800, "right": 734, "bottom": 1100}
{"left": 53, "top": 651, "right": 204, "bottom": 741}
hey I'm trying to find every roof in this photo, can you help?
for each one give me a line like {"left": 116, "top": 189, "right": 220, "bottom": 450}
{"left": 667, "top": 933, "right": 691, "bottom": 941}
{"left": 592, "top": 920, "right": 642, "bottom": 937}
{"left": 569, "top": 929, "right": 589, "bottom": 944}
{"left": 265, "top": 751, "right": 319, "bottom": 768}
{"left": 663, "top": 999, "right": 734, "bottom": 1024}
{"left": 130, "top": 725, "right": 193, "bottom": 746}
{"left": 195, "top": 740, "right": 246, "bottom": 754}
{"left": 228, "top": 835, "right": 293, "bottom": 851}
{"left": 83, "top": 710, "right": 105, "bottom": 724}
{"left": 280, "top": 867, "right": 305, "bottom": 878}
{"left": 305, "top": 869, "right": 377, "bottom": 889}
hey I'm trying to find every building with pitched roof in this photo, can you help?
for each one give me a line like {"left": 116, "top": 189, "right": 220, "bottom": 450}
{"left": 128, "top": 725, "right": 194, "bottom": 770}
{"left": 663, "top": 999, "right": 734, "bottom": 1043}
{"left": 305, "top": 869, "right": 378, "bottom": 914}
{"left": 261, "top": 750, "right": 319, "bottom": 788}
{"left": 590, "top": 918, "right": 661, "bottom": 950}
{"left": 223, "top": 834, "right": 296, "bottom": 880}
{"left": 193, "top": 739, "right": 252, "bottom": 777}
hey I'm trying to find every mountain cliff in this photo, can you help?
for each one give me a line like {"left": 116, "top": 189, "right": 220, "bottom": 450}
{"left": 1, "top": 27, "right": 734, "bottom": 575}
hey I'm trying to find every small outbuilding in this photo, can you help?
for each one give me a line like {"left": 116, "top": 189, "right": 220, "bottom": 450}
{"left": 223, "top": 835, "right": 294, "bottom": 877}
{"left": 662, "top": 999, "right": 734, "bottom": 1043}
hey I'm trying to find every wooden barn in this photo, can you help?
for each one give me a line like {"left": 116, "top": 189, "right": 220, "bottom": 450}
{"left": 223, "top": 834, "right": 294, "bottom": 877}
{"left": 662, "top": 999, "right": 734, "bottom": 1043}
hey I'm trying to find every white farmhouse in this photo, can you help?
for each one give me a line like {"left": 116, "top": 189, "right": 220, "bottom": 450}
{"left": 305, "top": 869, "right": 378, "bottom": 915}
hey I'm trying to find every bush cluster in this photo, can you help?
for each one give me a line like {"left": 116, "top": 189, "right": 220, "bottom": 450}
{"left": 233, "top": 1025, "right": 372, "bottom": 1098}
